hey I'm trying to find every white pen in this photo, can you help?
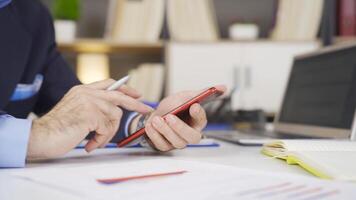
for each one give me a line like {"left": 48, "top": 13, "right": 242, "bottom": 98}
{"left": 106, "top": 75, "right": 130, "bottom": 91}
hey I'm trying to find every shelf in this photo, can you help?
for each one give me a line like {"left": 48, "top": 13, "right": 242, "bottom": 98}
{"left": 57, "top": 39, "right": 164, "bottom": 54}
{"left": 57, "top": 38, "right": 322, "bottom": 54}
{"left": 334, "top": 36, "right": 356, "bottom": 44}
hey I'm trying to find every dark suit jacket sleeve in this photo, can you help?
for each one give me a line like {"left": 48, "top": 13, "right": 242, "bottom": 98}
{"left": 32, "top": 6, "right": 81, "bottom": 115}
{"left": 30, "top": 3, "right": 135, "bottom": 141}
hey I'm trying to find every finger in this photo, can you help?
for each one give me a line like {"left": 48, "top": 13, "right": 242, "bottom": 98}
{"left": 93, "top": 99, "right": 122, "bottom": 145}
{"left": 88, "top": 90, "right": 153, "bottom": 113}
{"left": 84, "top": 79, "right": 141, "bottom": 99}
{"left": 214, "top": 85, "right": 227, "bottom": 93}
{"left": 145, "top": 123, "right": 173, "bottom": 151}
{"left": 86, "top": 134, "right": 107, "bottom": 152}
{"left": 189, "top": 103, "right": 207, "bottom": 131}
{"left": 85, "top": 79, "right": 116, "bottom": 90}
{"left": 165, "top": 114, "right": 202, "bottom": 144}
{"left": 87, "top": 99, "right": 122, "bottom": 150}
{"left": 151, "top": 116, "right": 187, "bottom": 149}
{"left": 118, "top": 85, "right": 141, "bottom": 99}
{"left": 85, "top": 113, "right": 114, "bottom": 152}
{"left": 88, "top": 97, "right": 123, "bottom": 126}
{"left": 97, "top": 120, "right": 120, "bottom": 148}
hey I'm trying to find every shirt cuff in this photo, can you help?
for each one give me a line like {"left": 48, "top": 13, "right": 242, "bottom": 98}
{"left": 124, "top": 112, "right": 139, "bottom": 137}
{"left": 0, "top": 115, "right": 32, "bottom": 168}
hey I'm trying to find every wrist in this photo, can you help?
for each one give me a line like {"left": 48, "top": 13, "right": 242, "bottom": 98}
{"left": 128, "top": 112, "right": 154, "bottom": 134}
{"left": 27, "top": 117, "right": 52, "bottom": 160}
{"left": 27, "top": 114, "right": 67, "bottom": 160}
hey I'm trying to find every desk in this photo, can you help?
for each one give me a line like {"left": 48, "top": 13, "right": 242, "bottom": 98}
{"left": 0, "top": 141, "right": 311, "bottom": 200}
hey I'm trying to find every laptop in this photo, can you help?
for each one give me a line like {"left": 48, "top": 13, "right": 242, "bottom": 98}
{"left": 205, "top": 44, "right": 356, "bottom": 145}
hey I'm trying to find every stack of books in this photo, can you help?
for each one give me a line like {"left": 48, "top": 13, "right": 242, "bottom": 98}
{"left": 127, "top": 63, "right": 165, "bottom": 102}
{"left": 105, "top": 0, "right": 219, "bottom": 42}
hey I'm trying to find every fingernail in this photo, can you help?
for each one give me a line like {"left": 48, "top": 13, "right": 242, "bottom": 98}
{"left": 166, "top": 114, "right": 176, "bottom": 124}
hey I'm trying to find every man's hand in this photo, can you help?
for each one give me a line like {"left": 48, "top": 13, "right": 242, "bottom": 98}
{"left": 137, "top": 86, "right": 226, "bottom": 151}
{"left": 27, "top": 79, "right": 153, "bottom": 160}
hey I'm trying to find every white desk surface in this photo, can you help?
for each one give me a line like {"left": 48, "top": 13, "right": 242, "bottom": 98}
{"left": 0, "top": 141, "right": 312, "bottom": 199}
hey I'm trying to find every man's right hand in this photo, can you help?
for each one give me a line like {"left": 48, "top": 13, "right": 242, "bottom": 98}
{"left": 26, "top": 79, "right": 153, "bottom": 160}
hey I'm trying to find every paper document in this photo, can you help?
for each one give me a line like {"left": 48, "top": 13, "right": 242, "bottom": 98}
{"left": 6, "top": 159, "right": 356, "bottom": 200}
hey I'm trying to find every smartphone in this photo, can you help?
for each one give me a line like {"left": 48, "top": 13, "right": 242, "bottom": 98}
{"left": 117, "top": 87, "right": 224, "bottom": 147}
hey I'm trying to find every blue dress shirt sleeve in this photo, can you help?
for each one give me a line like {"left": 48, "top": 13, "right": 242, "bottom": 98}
{"left": 0, "top": 114, "right": 31, "bottom": 168}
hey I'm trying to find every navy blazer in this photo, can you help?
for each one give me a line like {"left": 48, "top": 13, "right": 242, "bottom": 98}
{"left": 0, "top": 0, "right": 128, "bottom": 142}
{"left": 0, "top": 0, "right": 80, "bottom": 117}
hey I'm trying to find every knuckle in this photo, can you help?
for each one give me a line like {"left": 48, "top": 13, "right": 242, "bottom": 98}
{"left": 116, "top": 108, "right": 123, "bottom": 116}
{"left": 70, "top": 85, "right": 80, "bottom": 91}
{"left": 145, "top": 126, "right": 157, "bottom": 140}
{"left": 153, "top": 120, "right": 164, "bottom": 129}
{"left": 68, "top": 86, "right": 80, "bottom": 96}
{"left": 71, "top": 85, "right": 84, "bottom": 93}
{"left": 83, "top": 100, "right": 94, "bottom": 110}
{"left": 103, "top": 79, "right": 116, "bottom": 86}
{"left": 173, "top": 120, "right": 184, "bottom": 130}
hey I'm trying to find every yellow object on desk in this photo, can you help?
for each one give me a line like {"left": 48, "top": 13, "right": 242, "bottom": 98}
{"left": 262, "top": 140, "right": 356, "bottom": 181}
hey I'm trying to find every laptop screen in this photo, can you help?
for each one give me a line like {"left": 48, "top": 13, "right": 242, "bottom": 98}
{"left": 278, "top": 46, "right": 356, "bottom": 130}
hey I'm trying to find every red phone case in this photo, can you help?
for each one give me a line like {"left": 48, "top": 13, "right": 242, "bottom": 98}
{"left": 117, "top": 87, "right": 223, "bottom": 147}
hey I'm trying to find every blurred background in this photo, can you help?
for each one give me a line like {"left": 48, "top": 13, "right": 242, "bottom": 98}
{"left": 39, "top": 0, "right": 354, "bottom": 127}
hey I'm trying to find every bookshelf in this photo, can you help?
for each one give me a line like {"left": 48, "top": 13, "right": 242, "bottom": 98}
{"left": 41, "top": 0, "right": 336, "bottom": 117}
{"left": 57, "top": 39, "right": 164, "bottom": 55}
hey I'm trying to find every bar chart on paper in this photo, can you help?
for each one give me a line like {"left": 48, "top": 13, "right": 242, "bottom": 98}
{"left": 5, "top": 159, "right": 356, "bottom": 200}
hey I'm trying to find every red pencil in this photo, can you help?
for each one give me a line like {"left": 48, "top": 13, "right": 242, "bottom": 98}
{"left": 97, "top": 170, "right": 187, "bottom": 184}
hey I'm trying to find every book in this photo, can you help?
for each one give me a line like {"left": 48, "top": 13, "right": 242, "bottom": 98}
{"left": 167, "top": 0, "right": 219, "bottom": 41}
{"left": 271, "top": 0, "right": 324, "bottom": 40}
{"left": 104, "top": 0, "right": 118, "bottom": 39}
{"left": 338, "top": 0, "right": 356, "bottom": 36}
{"left": 262, "top": 140, "right": 356, "bottom": 181}
{"left": 127, "top": 63, "right": 164, "bottom": 102}
{"left": 320, "top": 0, "right": 337, "bottom": 46}
{"left": 106, "top": 0, "right": 165, "bottom": 42}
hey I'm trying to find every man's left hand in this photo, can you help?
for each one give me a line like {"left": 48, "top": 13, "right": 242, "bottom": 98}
{"left": 143, "top": 85, "right": 226, "bottom": 151}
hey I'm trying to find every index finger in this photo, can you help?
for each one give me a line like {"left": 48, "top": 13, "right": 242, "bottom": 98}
{"left": 118, "top": 85, "right": 141, "bottom": 99}
{"left": 88, "top": 90, "right": 153, "bottom": 113}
